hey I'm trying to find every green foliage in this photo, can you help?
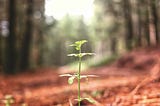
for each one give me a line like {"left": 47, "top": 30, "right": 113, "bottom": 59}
{"left": 67, "top": 61, "right": 88, "bottom": 71}
{"left": 82, "top": 98, "right": 96, "bottom": 104}
{"left": 42, "top": 15, "right": 94, "bottom": 66}
{"left": 60, "top": 40, "right": 96, "bottom": 106}
{"left": 68, "top": 53, "right": 95, "bottom": 58}
{"left": 75, "top": 97, "right": 96, "bottom": 104}
{"left": 2, "top": 95, "right": 14, "bottom": 106}
{"left": 90, "top": 55, "right": 119, "bottom": 67}
{"left": 69, "top": 40, "right": 87, "bottom": 50}
{"left": 68, "top": 76, "right": 76, "bottom": 85}
{"left": 91, "top": 90, "right": 104, "bottom": 97}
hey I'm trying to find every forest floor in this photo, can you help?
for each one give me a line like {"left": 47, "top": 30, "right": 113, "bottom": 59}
{"left": 0, "top": 46, "right": 160, "bottom": 106}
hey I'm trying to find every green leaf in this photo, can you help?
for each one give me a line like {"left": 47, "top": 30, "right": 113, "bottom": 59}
{"left": 75, "top": 46, "right": 80, "bottom": 50}
{"left": 75, "top": 98, "right": 96, "bottom": 104}
{"left": 75, "top": 40, "right": 87, "bottom": 45}
{"left": 69, "top": 40, "right": 88, "bottom": 51}
{"left": 69, "top": 44, "right": 76, "bottom": 47}
{"left": 86, "top": 75, "right": 99, "bottom": 77}
{"left": 59, "top": 74, "right": 72, "bottom": 77}
{"left": 80, "top": 75, "right": 87, "bottom": 79}
{"left": 80, "top": 53, "right": 96, "bottom": 57}
{"left": 68, "top": 76, "right": 75, "bottom": 85}
{"left": 80, "top": 75, "right": 98, "bottom": 79}
{"left": 68, "top": 53, "right": 95, "bottom": 58}
{"left": 83, "top": 98, "right": 96, "bottom": 104}
{"left": 67, "top": 54, "right": 79, "bottom": 57}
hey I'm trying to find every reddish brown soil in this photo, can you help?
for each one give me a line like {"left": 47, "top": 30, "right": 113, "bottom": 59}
{"left": 0, "top": 47, "right": 160, "bottom": 106}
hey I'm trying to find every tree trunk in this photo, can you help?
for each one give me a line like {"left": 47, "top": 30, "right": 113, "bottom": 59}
{"left": 150, "top": 0, "right": 159, "bottom": 44}
{"left": 136, "top": 0, "right": 142, "bottom": 47}
{"left": 37, "top": 29, "right": 44, "bottom": 66}
{"left": 0, "top": 34, "right": 2, "bottom": 71}
{"left": 137, "top": 0, "right": 150, "bottom": 47}
{"left": 144, "top": 0, "right": 150, "bottom": 46}
{"left": 20, "top": 0, "right": 34, "bottom": 70}
{"left": 5, "top": 0, "right": 17, "bottom": 74}
{"left": 122, "top": 0, "right": 134, "bottom": 50}
{"left": 110, "top": 37, "right": 117, "bottom": 55}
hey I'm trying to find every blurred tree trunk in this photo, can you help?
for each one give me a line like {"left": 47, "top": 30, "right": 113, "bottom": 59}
{"left": 5, "top": 0, "right": 17, "bottom": 74}
{"left": 37, "top": 17, "right": 45, "bottom": 66}
{"left": 20, "top": 0, "right": 34, "bottom": 70}
{"left": 107, "top": 0, "right": 118, "bottom": 55}
{"left": 0, "top": 34, "right": 2, "bottom": 71}
{"left": 122, "top": 0, "right": 134, "bottom": 50}
{"left": 110, "top": 37, "right": 117, "bottom": 54}
{"left": 136, "top": 0, "right": 150, "bottom": 47}
{"left": 53, "top": 39, "right": 62, "bottom": 65}
{"left": 144, "top": 0, "right": 150, "bottom": 46}
{"left": 150, "top": 0, "right": 159, "bottom": 44}
{"left": 37, "top": 29, "right": 44, "bottom": 66}
{"left": 136, "top": 0, "right": 142, "bottom": 46}
{"left": 0, "top": 35, "right": 5, "bottom": 72}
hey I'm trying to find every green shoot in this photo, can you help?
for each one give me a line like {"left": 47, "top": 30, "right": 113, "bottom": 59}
{"left": 60, "top": 40, "right": 97, "bottom": 106}
{"left": 2, "top": 95, "right": 14, "bottom": 106}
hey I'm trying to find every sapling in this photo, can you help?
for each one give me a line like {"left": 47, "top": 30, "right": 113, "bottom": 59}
{"left": 60, "top": 40, "right": 97, "bottom": 106}
{"left": 2, "top": 95, "right": 14, "bottom": 106}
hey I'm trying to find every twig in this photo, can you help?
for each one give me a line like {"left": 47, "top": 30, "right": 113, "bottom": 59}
{"left": 69, "top": 98, "right": 73, "bottom": 106}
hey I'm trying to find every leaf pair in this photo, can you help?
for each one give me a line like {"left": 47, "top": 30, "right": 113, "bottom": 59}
{"left": 2, "top": 95, "right": 14, "bottom": 106}
{"left": 69, "top": 40, "right": 87, "bottom": 50}
{"left": 60, "top": 74, "right": 98, "bottom": 85}
{"left": 68, "top": 76, "right": 76, "bottom": 84}
{"left": 59, "top": 74, "right": 75, "bottom": 85}
{"left": 67, "top": 53, "right": 95, "bottom": 58}
{"left": 75, "top": 97, "right": 96, "bottom": 104}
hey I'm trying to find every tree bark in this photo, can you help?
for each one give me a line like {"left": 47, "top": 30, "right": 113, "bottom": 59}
{"left": 144, "top": 0, "right": 150, "bottom": 46}
{"left": 20, "top": 0, "right": 34, "bottom": 70}
{"left": 0, "top": 34, "right": 2, "bottom": 71}
{"left": 136, "top": 0, "right": 142, "bottom": 47}
{"left": 5, "top": 0, "right": 17, "bottom": 74}
{"left": 37, "top": 29, "right": 44, "bottom": 66}
{"left": 150, "top": 0, "right": 159, "bottom": 44}
{"left": 122, "top": 0, "right": 134, "bottom": 50}
{"left": 110, "top": 37, "right": 117, "bottom": 54}
{"left": 136, "top": 0, "right": 150, "bottom": 47}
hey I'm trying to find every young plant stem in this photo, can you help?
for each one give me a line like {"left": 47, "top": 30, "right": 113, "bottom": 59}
{"left": 63, "top": 40, "right": 95, "bottom": 105}
{"left": 78, "top": 48, "right": 81, "bottom": 106}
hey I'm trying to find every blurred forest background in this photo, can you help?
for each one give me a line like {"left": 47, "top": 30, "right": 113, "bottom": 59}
{"left": 0, "top": 0, "right": 160, "bottom": 74}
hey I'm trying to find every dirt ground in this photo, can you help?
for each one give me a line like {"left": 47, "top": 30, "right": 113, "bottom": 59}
{"left": 0, "top": 47, "right": 160, "bottom": 106}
